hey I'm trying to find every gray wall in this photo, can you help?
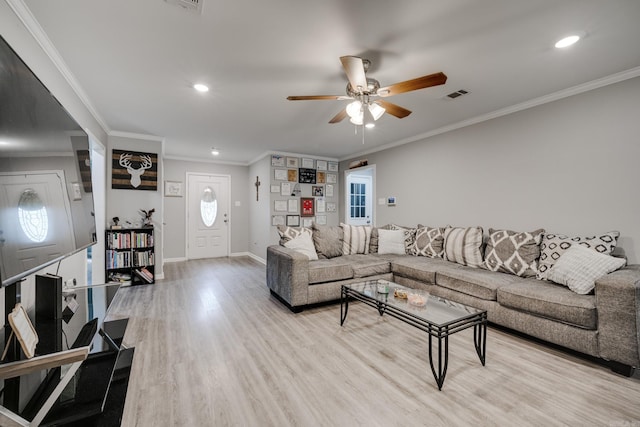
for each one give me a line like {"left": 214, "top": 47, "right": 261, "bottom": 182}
{"left": 163, "top": 158, "right": 250, "bottom": 259}
{"left": 342, "top": 76, "right": 640, "bottom": 263}
{"left": 248, "top": 156, "right": 271, "bottom": 261}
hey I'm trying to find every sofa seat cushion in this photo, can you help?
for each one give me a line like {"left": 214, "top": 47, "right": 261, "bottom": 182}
{"left": 308, "top": 258, "right": 354, "bottom": 284}
{"left": 347, "top": 255, "right": 392, "bottom": 278}
{"left": 497, "top": 280, "right": 597, "bottom": 329}
{"left": 436, "top": 268, "right": 521, "bottom": 301}
{"left": 391, "top": 257, "right": 462, "bottom": 284}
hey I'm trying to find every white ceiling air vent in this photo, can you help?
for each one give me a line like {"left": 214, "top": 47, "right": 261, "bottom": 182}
{"left": 446, "top": 89, "right": 469, "bottom": 99}
{"left": 164, "top": 0, "right": 203, "bottom": 14}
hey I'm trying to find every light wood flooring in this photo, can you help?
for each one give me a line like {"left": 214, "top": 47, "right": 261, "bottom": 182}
{"left": 107, "top": 257, "right": 640, "bottom": 426}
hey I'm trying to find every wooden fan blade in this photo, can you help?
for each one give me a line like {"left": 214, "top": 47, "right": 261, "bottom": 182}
{"left": 340, "top": 56, "right": 368, "bottom": 93}
{"left": 376, "top": 100, "right": 412, "bottom": 118}
{"left": 287, "top": 95, "right": 350, "bottom": 101}
{"left": 378, "top": 72, "right": 447, "bottom": 97}
{"left": 329, "top": 109, "right": 348, "bottom": 124}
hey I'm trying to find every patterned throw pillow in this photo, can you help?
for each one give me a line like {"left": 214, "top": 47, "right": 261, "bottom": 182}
{"left": 537, "top": 231, "right": 620, "bottom": 280}
{"left": 482, "top": 228, "right": 544, "bottom": 277}
{"left": 341, "top": 223, "right": 372, "bottom": 255}
{"left": 277, "top": 225, "right": 312, "bottom": 246}
{"left": 390, "top": 224, "right": 417, "bottom": 254}
{"left": 411, "top": 225, "right": 445, "bottom": 258}
{"left": 443, "top": 226, "right": 484, "bottom": 268}
{"left": 546, "top": 244, "right": 626, "bottom": 294}
{"left": 311, "top": 223, "right": 343, "bottom": 259}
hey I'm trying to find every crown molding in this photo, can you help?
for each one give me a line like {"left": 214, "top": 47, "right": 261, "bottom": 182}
{"left": 6, "top": 0, "right": 111, "bottom": 135}
{"left": 248, "top": 150, "right": 340, "bottom": 166}
{"left": 108, "top": 131, "right": 165, "bottom": 142}
{"left": 163, "top": 154, "right": 247, "bottom": 167}
{"left": 340, "top": 66, "right": 640, "bottom": 161}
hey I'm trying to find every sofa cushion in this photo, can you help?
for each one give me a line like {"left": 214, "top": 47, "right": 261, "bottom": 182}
{"left": 311, "top": 223, "right": 343, "bottom": 259}
{"left": 377, "top": 229, "right": 406, "bottom": 254}
{"left": 391, "top": 257, "right": 462, "bottom": 285}
{"left": 308, "top": 258, "right": 354, "bottom": 284}
{"left": 411, "top": 225, "right": 445, "bottom": 258}
{"left": 436, "top": 267, "right": 521, "bottom": 301}
{"left": 497, "top": 279, "right": 597, "bottom": 329}
{"left": 284, "top": 231, "right": 318, "bottom": 260}
{"left": 482, "top": 228, "right": 544, "bottom": 277}
{"left": 369, "top": 224, "right": 394, "bottom": 254}
{"left": 347, "top": 255, "right": 392, "bottom": 278}
{"left": 390, "top": 224, "right": 417, "bottom": 254}
{"left": 443, "top": 226, "right": 484, "bottom": 268}
{"left": 537, "top": 231, "right": 620, "bottom": 280}
{"left": 341, "top": 223, "right": 372, "bottom": 255}
{"left": 546, "top": 245, "right": 626, "bottom": 294}
{"left": 277, "top": 225, "right": 312, "bottom": 245}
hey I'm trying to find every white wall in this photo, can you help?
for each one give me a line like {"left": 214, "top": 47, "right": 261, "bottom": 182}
{"left": 163, "top": 158, "right": 250, "bottom": 259}
{"left": 107, "top": 135, "right": 164, "bottom": 276}
{"left": 342, "top": 76, "right": 640, "bottom": 263}
{"left": 248, "top": 156, "right": 271, "bottom": 261}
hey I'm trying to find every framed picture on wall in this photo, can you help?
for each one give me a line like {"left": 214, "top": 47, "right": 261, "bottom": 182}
{"left": 288, "top": 199, "right": 298, "bottom": 213}
{"left": 316, "top": 198, "right": 326, "bottom": 213}
{"left": 271, "top": 155, "right": 285, "bottom": 167}
{"left": 281, "top": 182, "right": 292, "bottom": 196}
{"left": 288, "top": 169, "right": 298, "bottom": 182}
{"left": 274, "top": 200, "right": 288, "bottom": 212}
{"left": 316, "top": 160, "right": 327, "bottom": 171}
{"left": 317, "top": 171, "right": 326, "bottom": 183}
{"left": 286, "top": 215, "right": 300, "bottom": 227}
{"left": 327, "top": 173, "right": 337, "bottom": 184}
{"left": 326, "top": 202, "right": 337, "bottom": 212}
{"left": 270, "top": 184, "right": 280, "bottom": 193}
{"left": 328, "top": 162, "right": 339, "bottom": 172}
{"left": 301, "top": 197, "right": 314, "bottom": 217}
{"left": 272, "top": 215, "right": 285, "bottom": 226}
{"left": 312, "top": 185, "right": 324, "bottom": 197}
{"left": 286, "top": 157, "right": 299, "bottom": 168}
{"left": 302, "top": 218, "right": 314, "bottom": 228}
{"left": 301, "top": 158, "right": 314, "bottom": 168}
{"left": 274, "top": 169, "right": 287, "bottom": 181}
{"left": 164, "top": 180, "right": 183, "bottom": 197}
{"left": 325, "top": 184, "right": 334, "bottom": 197}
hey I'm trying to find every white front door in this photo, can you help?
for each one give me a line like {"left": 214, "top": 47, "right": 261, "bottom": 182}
{"left": 345, "top": 173, "right": 373, "bottom": 226}
{"left": 186, "top": 174, "right": 230, "bottom": 259}
{"left": 0, "top": 171, "right": 75, "bottom": 282}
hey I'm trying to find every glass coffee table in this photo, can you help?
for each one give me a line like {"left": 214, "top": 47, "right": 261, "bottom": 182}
{"left": 341, "top": 279, "right": 487, "bottom": 390}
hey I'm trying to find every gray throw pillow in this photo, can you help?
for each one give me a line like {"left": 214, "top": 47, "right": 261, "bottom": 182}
{"left": 311, "top": 223, "right": 343, "bottom": 259}
{"left": 412, "top": 225, "right": 445, "bottom": 258}
{"left": 482, "top": 228, "right": 544, "bottom": 277}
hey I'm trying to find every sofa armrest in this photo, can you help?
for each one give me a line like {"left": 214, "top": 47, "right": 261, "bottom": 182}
{"left": 595, "top": 264, "right": 640, "bottom": 367}
{"left": 266, "top": 245, "right": 310, "bottom": 309}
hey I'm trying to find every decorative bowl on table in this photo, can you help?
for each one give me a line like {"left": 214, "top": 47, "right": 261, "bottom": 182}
{"left": 408, "top": 292, "right": 428, "bottom": 307}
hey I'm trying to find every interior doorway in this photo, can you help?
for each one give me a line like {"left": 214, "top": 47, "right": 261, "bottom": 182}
{"left": 186, "top": 173, "right": 230, "bottom": 259}
{"left": 344, "top": 165, "right": 375, "bottom": 226}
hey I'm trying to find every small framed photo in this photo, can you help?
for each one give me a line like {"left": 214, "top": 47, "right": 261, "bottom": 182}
{"left": 164, "top": 180, "right": 183, "bottom": 197}
{"left": 326, "top": 202, "right": 337, "bottom": 212}
{"left": 328, "top": 162, "right": 339, "bottom": 172}
{"left": 316, "top": 215, "right": 327, "bottom": 225}
{"left": 312, "top": 185, "right": 324, "bottom": 197}
{"left": 274, "top": 169, "right": 287, "bottom": 181}
{"left": 325, "top": 184, "right": 334, "bottom": 197}
{"left": 317, "top": 171, "right": 326, "bottom": 183}
{"left": 288, "top": 169, "right": 298, "bottom": 182}
{"left": 274, "top": 200, "right": 288, "bottom": 212}
{"left": 302, "top": 218, "right": 314, "bottom": 228}
{"left": 301, "top": 158, "right": 314, "bottom": 168}
{"left": 272, "top": 215, "right": 285, "bottom": 226}
{"left": 286, "top": 215, "right": 300, "bottom": 227}
{"left": 286, "top": 157, "right": 299, "bottom": 168}
{"left": 387, "top": 196, "right": 397, "bottom": 206}
{"left": 301, "top": 197, "right": 314, "bottom": 217}
{"left": 288, "top": 199, "right": 298, "bottom": 213}
{"left": 316, "top": 197, "right": 326, "bottom": 213}
{"left": 271, "top": 155, "right": 285, "bottom": 167}
{"left": 316, "top": 160, "right": 327, "bottom": 171}
{"left": 270, "top": 184, "right": 280, "bottom": 193}
{"left": 327, "top": 173, "right": 337, "bottom": 184}
{"left": 281, "top": 182, "right": 292, "bottom": 196}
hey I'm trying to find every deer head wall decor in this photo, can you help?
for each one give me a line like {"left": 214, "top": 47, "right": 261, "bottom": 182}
{"left": 119, "top": 152, "right": 153, "bottom": 188}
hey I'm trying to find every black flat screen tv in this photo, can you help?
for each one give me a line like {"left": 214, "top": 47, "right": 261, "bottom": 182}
{"left": 0, "top": 35, "right": 97, "bottom": 287}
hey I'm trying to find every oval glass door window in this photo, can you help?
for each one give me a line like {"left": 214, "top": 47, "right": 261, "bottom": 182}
{"left": 200, "top": 186, "right": 218, "bottom": 227}
{"left": 18, "top": 188, "right": 49, "bottom": 243}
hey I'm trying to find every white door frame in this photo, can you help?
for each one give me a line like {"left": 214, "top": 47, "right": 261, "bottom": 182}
{"left": 344, "top": 164, "right": 376, "bottom": 226}
{"left": 185, "top": 172, "right": 231, "bottom": 259}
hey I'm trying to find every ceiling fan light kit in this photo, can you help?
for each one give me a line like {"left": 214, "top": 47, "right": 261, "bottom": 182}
{"left": 287, "top": 55, "right": 447, "bottom": 133}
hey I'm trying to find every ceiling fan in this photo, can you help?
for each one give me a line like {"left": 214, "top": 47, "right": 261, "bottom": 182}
{"left": 287, "top": 56, "right": 447, "bottom": 128}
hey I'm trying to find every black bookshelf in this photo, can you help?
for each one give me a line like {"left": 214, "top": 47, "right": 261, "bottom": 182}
{"left": 105, "top": 227, "right": 155, "bottom": 285}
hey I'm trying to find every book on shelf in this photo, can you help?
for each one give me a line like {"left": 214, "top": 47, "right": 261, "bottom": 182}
{"left": 133, "top": 267, "right": 154, "bottom": 284}
{"left": 108, "top": 272, "right": 132, "bottom": 286}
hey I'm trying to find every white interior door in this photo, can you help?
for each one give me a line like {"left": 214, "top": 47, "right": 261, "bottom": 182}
{"left": 0, "top": 171, "right": 75, "bottom": 281}
{"left": 187, "top": 174, "right": 230, "bottom": 259}
{"left": 345, "top": 173, "right": 373, "bottom": 226}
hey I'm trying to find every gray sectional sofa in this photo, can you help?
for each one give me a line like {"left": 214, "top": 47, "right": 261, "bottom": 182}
{"left": 266, "top": 228, "right": 640, "bottom": 375}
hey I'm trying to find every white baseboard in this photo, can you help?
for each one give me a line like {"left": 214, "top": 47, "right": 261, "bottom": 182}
{"left": 164, "top": 257, "right": 187, "bottom": 263}
{"left": 231, "top": 252, "right": 266, "bottom": 265}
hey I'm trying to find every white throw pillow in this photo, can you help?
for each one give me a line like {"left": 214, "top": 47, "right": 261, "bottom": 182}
{"left": 284, "top": 231, "right": 319, "bottom": 260}
{"left": 546, "top": 244, "right": 626, "bottom": 294}
{"left": 377, "top": 229, "right": 406, "bottom": 255}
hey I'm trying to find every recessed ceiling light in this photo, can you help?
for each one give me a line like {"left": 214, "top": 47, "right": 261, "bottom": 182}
{"left": 211, "top": 148, "right": 220, "bottom": 156}
{"left": 365, "top": 123, "right": 375, "bottom": 129}
{"left": 555, "top": 34, "right": 581, "bottom": 49}
{"left": 193, "top": 83, "right": 209, "bottom": 92}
